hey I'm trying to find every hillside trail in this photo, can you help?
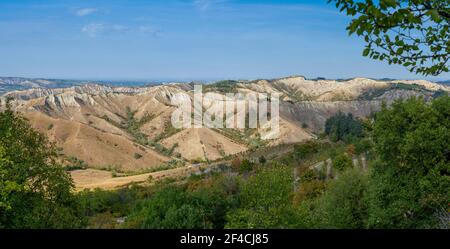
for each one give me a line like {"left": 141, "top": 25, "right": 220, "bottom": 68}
{"left": 70, "top": 159, "right": 228, "bottom": 191}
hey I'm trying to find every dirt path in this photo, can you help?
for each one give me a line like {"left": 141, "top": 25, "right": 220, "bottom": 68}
{"left": 70, "top": 166, "right": 201, "bottom": 191}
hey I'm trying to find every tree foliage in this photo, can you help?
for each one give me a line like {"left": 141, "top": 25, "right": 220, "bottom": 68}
{"left": 333, "top": 153, "right": 354, "bottom": 172}
{"left": 225, "top": 164, "right": 306, "bottom": 228}
{"left": 313, "top": 168, "right": 369, "bottom": 229}
{"left": 330, "top": 0, "right": 450, "bottom": 76}
{"left": 367, "top": 96, "right": 450, "bottom": 228}
{"left": 0, "top": 104, "right": 85, "bottom": 228}
{"left": 294, "top": 140, "right": 320, "bottom": 159}
{"left": 124, "top": 177, "right": 236, "bottom": 229}
{"left": 325, "top": 112, "right": 364, "bottom": 142}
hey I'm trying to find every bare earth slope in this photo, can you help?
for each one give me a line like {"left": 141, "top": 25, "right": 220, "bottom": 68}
{"left": 161, "top": 128, "right": 247, "bottom": 161}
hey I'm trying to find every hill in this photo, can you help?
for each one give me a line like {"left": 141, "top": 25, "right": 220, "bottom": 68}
{"left": 1, "top": 76, "right": 448, "bottom": 189}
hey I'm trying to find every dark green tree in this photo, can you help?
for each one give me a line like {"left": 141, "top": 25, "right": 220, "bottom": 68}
{"left": 0, "top": 103, "right": 85, "bottom": 228}
{"left": 325, "top": 112, "right": 363, "bottom": 142}
{"left": 367, "top": 96, "right": 450, "bottom": 228}
{"left": 330, "top": 0, "right": 450, "bottom": 76}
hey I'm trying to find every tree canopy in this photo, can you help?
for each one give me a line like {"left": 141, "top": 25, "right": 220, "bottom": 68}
{"left": 225, "top": 164, "right": 306, "bottom": 229}
{"left": 330, "top": 0, "right": 450, "bottom": 76}
{"left": 325, "top": 112, "right": 364, "bottom": 142}
{"left": 367, "top": 96, "right": 450, "bottom": 228}
{"left": 0, "top": 103, "right": 85, "bottom": 228}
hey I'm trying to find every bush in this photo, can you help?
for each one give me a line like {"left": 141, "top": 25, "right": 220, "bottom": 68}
{"left": 293, "top": 179, "right": 327, "bottom": 205}
{"left": 258, "top": 156, "right": 267, "bottom": 165}
{"left": 65, "top": 156, "right": 87, "bottom": 171}
{"left": 333, "top": 154, "right": 353, "bottom": 172}
{"left": 313, "top": 168, "right": 369, "bottom": 228}
{"left": 225, "top": 164, "right": 305, "bottom": 228}
{"left": 346, "top": 144, "right": 356, "bottom": 156}
{"left": 230, "top": 158, "right": 241, "bottom": 171}
{"left": 354, "top": 138, "right": 373, "bottom": 155}
{"left": 294, "top": 140, "right": 319, "bottom": 160}
{"left": 239, "top": 159, "right": 254, "bottom": 173}
{"left": 124, "top": 181, "right": 235, "bottom": 229}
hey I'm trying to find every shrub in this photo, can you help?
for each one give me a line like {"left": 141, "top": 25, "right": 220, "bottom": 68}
{"left": 239, "top": 159, "right": 254, "bottom": 173}
{"left": 293, "top": 179, "right": 327, "bottom": 205}
{"left": 258, "top": 156, "right": 267, "bottom": 165}
{"left": 124, "top": 181, "right": 234, "bottom": 229}
{"left": 230, "top": 158, "right": 241, "bottom": 171}
{"left": 313, "top": 168, "right": 369, "bottom": 228}
{"left": 294, "top": 140, "right": 319, "bottom": 160}
{"left": 333, "top": 154, "right": 353, "bottom": 172}
{"left": 225, "top": 164, "right": 305, "bottom": 228}
{"left": 346, "top": 144, "right": 356, "bottom": 156}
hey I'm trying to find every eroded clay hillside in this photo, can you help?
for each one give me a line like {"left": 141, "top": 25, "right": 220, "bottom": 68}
{"left": 1, "top": 76, "right": 448, "bottom": 173}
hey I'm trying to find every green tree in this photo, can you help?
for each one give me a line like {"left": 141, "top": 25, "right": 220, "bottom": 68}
{"left": 124, "top": 186, "right": 196, "bottom": 229}
{"left": 0, "top": 104, "right": 85, "bottom": 228}
{"left": 0, "top": 144, "right": 20, "bottom": 213}
{"left": 313, "top": 168, "right": 369, "bottom": 228}
{"left": 330, "top": 0, "right": 450, "bottom": 76}
{"left": 325, "top": 112, "right": 363, "bottom": 142}
{"left": 333, "top": 154, "right": 354, "bottom": 172}
{"left": 367, "top": 96, "right": 450, "bottom": 228}
{"left": 124, "top": 181, "right": 234, "bottom": 229}
{"left": 225, "top": 164, "right": 306, "bottom": 228}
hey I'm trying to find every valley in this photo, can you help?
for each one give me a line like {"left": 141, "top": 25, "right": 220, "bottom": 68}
{"left": 1, "top": 76, "right": 448, "bottom": 190}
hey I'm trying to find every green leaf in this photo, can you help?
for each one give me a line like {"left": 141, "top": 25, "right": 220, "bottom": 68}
{"left": 428, "top": 10, "right": 442, "bottom": 23}
{"left": 363, "top": 48, "right": 371, "bottom": 57}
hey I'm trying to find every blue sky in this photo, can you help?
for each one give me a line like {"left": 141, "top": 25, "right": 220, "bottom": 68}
{"left": 0, "top": 0, "right": 448, "bottom": 81}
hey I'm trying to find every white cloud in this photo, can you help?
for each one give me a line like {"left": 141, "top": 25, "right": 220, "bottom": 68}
{"left": 82, "top": 24, "right": 159, "bottom": 38}
{"left": 194, "top": 0, "right": 211, "bottom": 11}
{"left": 193, "top": 0, "right": 227, "bottom": 11}
{"left": 111, "top": 25, "right": 129, "bottom": 32}
{"left": 81, "top": 23, "right": 104, "bottom": 37}
{"left": 138, "top": 26, "right": 161, "bottom": 36}
{"left": 75, "top": 8, "right": 97, "bottom": 17}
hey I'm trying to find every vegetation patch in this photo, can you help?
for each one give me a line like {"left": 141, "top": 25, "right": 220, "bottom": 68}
{"left": 204, "top": 80, "right": 240, "bottom": 93}
{"left": 325, "top": 112, "right": 363, "bottom": 143}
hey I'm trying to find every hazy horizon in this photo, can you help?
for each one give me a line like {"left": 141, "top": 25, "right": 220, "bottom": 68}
{"left": 1, "top": 74, "right": 449, "bottom": 83}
